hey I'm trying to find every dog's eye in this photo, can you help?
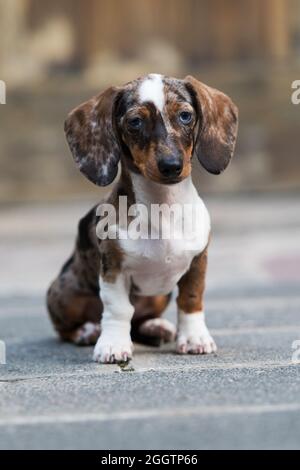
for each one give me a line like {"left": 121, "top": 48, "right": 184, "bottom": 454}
{"left": 179, "top": 111, "right": 193, "bottom": 125}
{"left": 127, "top": 117, "right": 143, "bottom": 130}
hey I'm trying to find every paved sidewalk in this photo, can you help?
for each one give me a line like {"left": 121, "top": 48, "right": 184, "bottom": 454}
{"left": 0, "top": 193, "right": 300, "bottom": 449}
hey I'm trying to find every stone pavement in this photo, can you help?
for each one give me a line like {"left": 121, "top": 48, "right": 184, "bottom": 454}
{"left": 0, "top": 193, "right": 300, "bottom": 449}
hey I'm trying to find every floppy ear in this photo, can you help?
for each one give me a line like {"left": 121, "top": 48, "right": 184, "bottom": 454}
{"left": 184, "top": 75, "right": 238, "bottom": 174}
{"left": 64, "top": 87, "right": 123, "bottom": 186}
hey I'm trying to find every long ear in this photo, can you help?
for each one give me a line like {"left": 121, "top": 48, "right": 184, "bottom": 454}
{"left": 184, "top": 75, "right": 238, "bottom": 175}
{"left": 64, "top": 87, "right": 122, "bottom": 186}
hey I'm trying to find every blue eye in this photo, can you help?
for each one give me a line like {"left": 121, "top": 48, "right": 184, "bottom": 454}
{"left": 179, "top": 111, "right": 193, "bottom": 125}
{"left": 128, "top": 117, "right": 142, "bottom": 130}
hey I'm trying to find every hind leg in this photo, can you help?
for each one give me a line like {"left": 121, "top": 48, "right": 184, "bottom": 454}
{"left": 47, "top": 208, "right": 102, "bottom": 345}
{"left": 68, "top": 322, "right": 101, "bottom": 346}
{"left": 47, "top": 257, "right": 102, "bottom": 345}
{"left": 131, "top": 294, "right": 175, "bottom": 347}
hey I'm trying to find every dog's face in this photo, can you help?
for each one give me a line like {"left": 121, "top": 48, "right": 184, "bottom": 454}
{"left": 115, "top": 75, "right": 196, "bottom": 184}
{"left": 65, "top": 74, "right": 238, "bottom": 186}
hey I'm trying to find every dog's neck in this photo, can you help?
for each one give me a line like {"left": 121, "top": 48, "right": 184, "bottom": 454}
{"left": 128, "top": 171, "right": 195, "bottom": 208}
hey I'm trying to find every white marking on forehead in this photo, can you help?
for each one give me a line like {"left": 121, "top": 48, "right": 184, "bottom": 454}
{"left": 138, "top": 74, "right": 165, "bottom": 112}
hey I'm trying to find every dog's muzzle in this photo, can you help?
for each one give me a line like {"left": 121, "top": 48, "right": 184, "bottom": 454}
{"left": 157, "top": 156, "right": 183, "bottom": 179}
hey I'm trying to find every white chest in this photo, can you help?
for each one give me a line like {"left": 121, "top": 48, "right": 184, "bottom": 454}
{"left": 122, "top": 239, "right": 202, "bottom": 296}
{"left": 119, "top": 175, "right": 211, "bottom": 296}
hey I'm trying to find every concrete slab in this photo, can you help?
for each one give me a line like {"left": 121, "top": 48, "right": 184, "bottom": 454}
{"left": 2, "top": 409, "right": 300, "bottom": 450}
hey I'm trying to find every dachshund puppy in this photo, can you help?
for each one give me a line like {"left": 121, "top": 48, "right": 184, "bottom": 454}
{"left": 47, "top": 74, "right": 238, "bottom": 363}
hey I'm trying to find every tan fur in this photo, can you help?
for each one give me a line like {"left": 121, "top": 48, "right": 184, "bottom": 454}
{"left": 177, "top": 247, "right": 208, "bottom": 313}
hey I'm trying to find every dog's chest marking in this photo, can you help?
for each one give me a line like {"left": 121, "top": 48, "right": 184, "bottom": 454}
{"left": 119, "top": 174, "right": 211, "bottom": 296}
{"left": 123, "top": 239, "right": 200, "bottom": 296}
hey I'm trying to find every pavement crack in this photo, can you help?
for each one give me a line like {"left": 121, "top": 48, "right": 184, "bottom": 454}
{"left": 0, "top": 359, "right": 297, "bottom": 383}
{"left": 0, "top": 378, "right": 30, "bottom": 383}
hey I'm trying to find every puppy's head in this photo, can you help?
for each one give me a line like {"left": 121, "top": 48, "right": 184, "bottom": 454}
{"left": 65, "top": 74, "right": 238, "bottom": 186}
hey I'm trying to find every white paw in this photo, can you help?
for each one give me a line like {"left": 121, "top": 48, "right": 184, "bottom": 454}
{"left": 176, "top": 334, "right": 217, "bottom": 354}
{"left": 73, "top": 322, "right": 101, "bottom": 346}
{"left": 176, "top": 311, "right": 217, "bottom": 355}
{"left": 93, "top": 335, "right": 133, "bottom": 364}
{"left": 139, "top": 318, "right": 176, "bottom": 343}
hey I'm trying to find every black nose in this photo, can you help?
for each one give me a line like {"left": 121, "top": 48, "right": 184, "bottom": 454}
{"left": 158, "top": 157, "right": 183, "bottom": 178}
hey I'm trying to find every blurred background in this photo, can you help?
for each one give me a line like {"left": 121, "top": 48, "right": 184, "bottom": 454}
{"left": 0, "top": 0, "right": 300, "bottom": 202}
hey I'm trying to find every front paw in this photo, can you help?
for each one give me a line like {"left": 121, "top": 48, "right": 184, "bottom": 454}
{"left": 176, "top": 333, "right": 217, "bottom": 354}
{"left": 176, "top": 311, "right": 217, "bottom": 355}
{"left": 93, "top": 336, "right": 133, "bottom": 364}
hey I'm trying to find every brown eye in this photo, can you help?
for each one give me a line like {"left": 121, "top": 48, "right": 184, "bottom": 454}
{"left": 127, "top": 117, "right": 143, "bottom": 130}
{"left": 179, "top": 111, "right": 193, "bottom": 125}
